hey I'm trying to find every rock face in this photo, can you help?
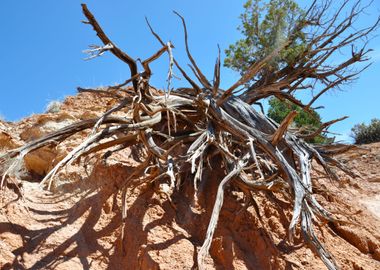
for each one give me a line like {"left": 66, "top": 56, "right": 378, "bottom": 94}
{"left": 0, "top": 131, "right": 20, "bottom": 151}
{"left": 19, "top": 114, "right": 75, "bottom": 176}
{"left": 23, "top": 145, "right": 68, "bottom": 176}
{"left": 1, "top": 93, "right": 380, "bottom": 270}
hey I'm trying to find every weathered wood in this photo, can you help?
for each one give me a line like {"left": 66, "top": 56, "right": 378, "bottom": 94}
{"left": 81, "top": 4, "right": 138, "bottom": 91}
{"left": 1, "top": 3, "right": 377, "bottom": 270}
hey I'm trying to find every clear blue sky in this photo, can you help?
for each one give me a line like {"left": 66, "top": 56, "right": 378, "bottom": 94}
{"left": 0, "top": 0, "right": 379, "bottom": 142}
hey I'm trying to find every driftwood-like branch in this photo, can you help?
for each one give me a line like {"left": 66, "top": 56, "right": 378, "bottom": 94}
{"left": 173, "top": 11, "right": 212, "bottom": 90}
{"left": 299, "top": 116, "right": 349, "bottom": 139}
{"left": 212, "top": 45, "right": 221, "bottom": 96}
{"left": 198, "top": 155, "right": 249, "bottom": 269}
{"left": 271, "top": 110, "right": 297, "bottom": 145}
{"left": 219, "top": 43, "right": 287, "bottom": 105}
{"left": 1, "top": 2, "right": 377, "bottom": 270}
{"left": 239, "top": 0, "right": 380, "bottom": 108}
{"left": 142, "top": 44, "right": 170, "bottom": 79}
{"left": 145, "top": 17, "right": 203, "bottom": 94}
{"left": 81, "top": 4, "right": 138, "bottom": 91}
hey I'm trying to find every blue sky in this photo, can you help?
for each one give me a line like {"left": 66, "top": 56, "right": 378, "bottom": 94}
{"left": 0, "top": 0, "right": 379, "bottom": 142}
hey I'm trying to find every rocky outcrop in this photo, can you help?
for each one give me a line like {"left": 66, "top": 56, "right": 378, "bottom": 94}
{"left": 1, "top": 94, "right": 380, "bottom": 270}
{"left": 23, "top": 145, "right": 68, "bottom": 176}
{"left": 0, "top": 130, "right": 20, "bottom": 151}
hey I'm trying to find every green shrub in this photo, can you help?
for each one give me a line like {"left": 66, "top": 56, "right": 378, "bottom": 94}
{"left": 267, "top": 97, "right": 332, "bottom": 144}
{"left": 351, "top": 118, "right": 380, "bottom": 144}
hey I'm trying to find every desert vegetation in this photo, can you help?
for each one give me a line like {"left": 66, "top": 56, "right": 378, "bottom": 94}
{"left": 0, "top": 1, "right": 379, "bottom": 269}
{"left": 352, "top": 118, "right": 380, "bottom": 144}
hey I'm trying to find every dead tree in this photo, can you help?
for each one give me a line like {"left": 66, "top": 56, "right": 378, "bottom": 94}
{"left": 0, "top": 1, "right": 378, "bottom": 269}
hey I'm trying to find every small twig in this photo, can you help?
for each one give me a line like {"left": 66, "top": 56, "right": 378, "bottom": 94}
{"left": 82, "top": 43, "right": 113, "bottom": 60}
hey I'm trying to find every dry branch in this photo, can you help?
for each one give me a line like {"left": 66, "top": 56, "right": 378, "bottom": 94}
{"left": 81, "top": 4, "right": 139, "bottom": 90}
{"left": 1, "top": 2, "right": 377, "bottom": 270}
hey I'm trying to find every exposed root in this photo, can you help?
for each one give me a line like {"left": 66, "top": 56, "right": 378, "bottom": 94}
{"left": 1, "top": 2, "right": 378, "bottom": 269}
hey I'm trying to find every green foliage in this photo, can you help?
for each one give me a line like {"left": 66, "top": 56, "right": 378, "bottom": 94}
{"left": 267, "top": 97, "right": 320, "bottom": 126}
{"left": 226, "top": 0, "right": 329, "bottom": 144}
{"left": 224, "top": 0, "right": 306, "bottom": 76}
{"left": 267, "top": 97, "right": 329, "bottom": 144}
{"left": 351, "top": 118, "right": 380, "bottom": 144}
